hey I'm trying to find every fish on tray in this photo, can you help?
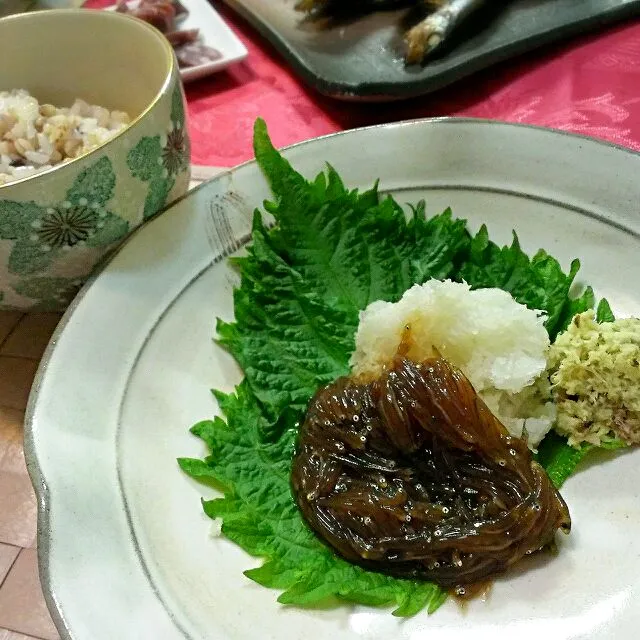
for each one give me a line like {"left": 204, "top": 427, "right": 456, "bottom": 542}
{"left": 296, "top": 0, "right": 494, "bottom": 64}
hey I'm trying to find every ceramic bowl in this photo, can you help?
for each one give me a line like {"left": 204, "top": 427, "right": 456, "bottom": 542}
{"left": 0, "top": 9, "right": 191, "bottom": 310}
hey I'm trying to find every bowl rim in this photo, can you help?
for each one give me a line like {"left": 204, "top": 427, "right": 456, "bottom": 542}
{"left": 0, "top": 7, "right": 177, "bottom": 192}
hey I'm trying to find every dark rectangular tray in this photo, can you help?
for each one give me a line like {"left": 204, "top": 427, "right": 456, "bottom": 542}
{"left": 218, "top": 0, "right": 640, "bottom": 101}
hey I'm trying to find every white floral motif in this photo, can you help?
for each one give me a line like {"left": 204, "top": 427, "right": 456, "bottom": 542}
{"left": 30, "top": 201, "right": 104, "bottom": 249}
{"left": 585, "top": 37, "right": 640, "bottom": 73}
{"left": 471, "top": 90, "right": 640, "bottom": 152}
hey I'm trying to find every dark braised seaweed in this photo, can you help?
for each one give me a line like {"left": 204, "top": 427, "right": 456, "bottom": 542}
{"left": 291, "top": 356, "right": 571, "bottom": 588}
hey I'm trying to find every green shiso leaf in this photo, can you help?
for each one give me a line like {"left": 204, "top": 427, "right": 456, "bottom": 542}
{"left": 181, "top": 118, "right": 609, "bottom": 616}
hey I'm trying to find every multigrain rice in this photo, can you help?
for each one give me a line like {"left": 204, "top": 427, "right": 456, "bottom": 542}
{"left": 0, "top": 89, "right": 131, "bottom": 186}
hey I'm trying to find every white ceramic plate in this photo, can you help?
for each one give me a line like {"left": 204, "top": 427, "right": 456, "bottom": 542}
{"left": 26, "top": 119, "right": 640, "bottom": 640}
{"left": 106, "top": 0, "right": 247, "bottom": 82}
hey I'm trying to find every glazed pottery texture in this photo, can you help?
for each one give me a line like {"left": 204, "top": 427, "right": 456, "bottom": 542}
{"left": 0, "top": 9, "right": 191, "bottom": 310}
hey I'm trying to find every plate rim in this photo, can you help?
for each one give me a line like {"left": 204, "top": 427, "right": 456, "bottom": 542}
{"left": 24, "top": 116, "right": 640, "bottom": 639}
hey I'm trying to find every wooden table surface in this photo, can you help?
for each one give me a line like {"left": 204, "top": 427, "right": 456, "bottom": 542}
{"left": 0, "top": 311, "right": 62, "bottom": 640}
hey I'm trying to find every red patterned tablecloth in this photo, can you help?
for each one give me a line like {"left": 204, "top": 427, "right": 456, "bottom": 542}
{"left": 89, "top": 1, "right": 640, "bottom": 166}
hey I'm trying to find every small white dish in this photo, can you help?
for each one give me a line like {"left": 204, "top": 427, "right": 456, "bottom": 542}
{"left": 108, "top": 0, "right": 248, "bottom": 82}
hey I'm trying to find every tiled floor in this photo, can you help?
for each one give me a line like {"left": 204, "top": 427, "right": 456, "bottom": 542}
{"left": 0, "top": 311, "right": 62, "bottom": 640}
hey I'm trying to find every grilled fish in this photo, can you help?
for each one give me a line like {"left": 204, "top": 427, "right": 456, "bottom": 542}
{"left": 406, "top": 0, "right": 490, "bottom": 62}
{"left": 297, "top": 0, "right": 495, "bottom": 64}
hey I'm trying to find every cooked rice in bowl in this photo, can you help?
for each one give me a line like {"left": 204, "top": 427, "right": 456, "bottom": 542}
{"left": 0, "top": 89, "right": 131, "bottom": 186}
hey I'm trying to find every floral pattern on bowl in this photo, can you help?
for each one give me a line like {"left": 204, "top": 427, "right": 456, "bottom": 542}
{"left": 0, "top": 78, "right": 191, "bottom": 311}
{"left": 127, "top": 86, "right": 190, "bottom": 222}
